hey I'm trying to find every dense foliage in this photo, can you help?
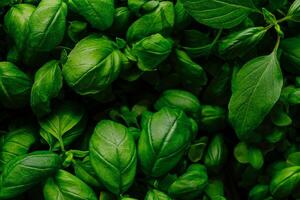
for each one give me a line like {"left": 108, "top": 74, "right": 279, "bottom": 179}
{"left": 1, "top": 0, "right": 300, "bottom": 199}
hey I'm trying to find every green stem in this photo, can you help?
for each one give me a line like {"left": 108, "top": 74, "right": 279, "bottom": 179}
{"left": 59, "top": 137, "right": 65, "bottom": 152}
{"left": 277, "top": 16, "right": 292, "bottom": 23}
{"left": 212, "top": 29, "right": 223, "bottom": 46}
{"left": 273, "top": 35, "right": 281, "bottom": 52}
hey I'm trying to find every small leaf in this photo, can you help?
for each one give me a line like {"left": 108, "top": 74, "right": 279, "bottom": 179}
{"left": 287, "top": 0, "right": 300, "bottom": 22}
{"left": 218, "top": 27, "right": 267, "bottom": 58}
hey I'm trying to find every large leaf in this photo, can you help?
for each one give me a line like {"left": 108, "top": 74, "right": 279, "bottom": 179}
{"left": 31, "top": 60, "right": 63, "bottom": 117}
{"left": 27, "top": 0, "right": 67, "bottom": 51}
{"left": 181, "top": 0, "right": 258, "bottom": 29}
{"left": 89, "top": 120, "right": 137, "bottom": 195}
{"left": 229, "top": 51, "right": 283, "bottom": 139}
{"left": 68, "top": 0, "right": 114, "bottom": 31}
{"left": 43, "top": 169, "right": 97, "bottom": 200}
{"left": 0, "top": 151, "right": 61, "bottom": 199}
{"left": 137, "top": 107, "right": 193, "bottom": 177}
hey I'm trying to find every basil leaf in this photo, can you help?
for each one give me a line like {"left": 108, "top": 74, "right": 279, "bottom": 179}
{"left": 174, "top": 0, "right": 191, "bottom": 30}
{"left": 181, "top": 0, "right": 258, "bottom": 29}
{"left": 27, "top": 0, "right": 67, "bottom": 51}
{"left": 68, "top": 0, "right": 114, "bottom": 31}
{"left": 73, "top": 157, "right": 103, "bottom": 188}
{"left": 248, "top": 184, "right": 269, "bottom": 200}
{"left": 228, "top": 52, "right": 283, "bottom": 139}
{"left": 43, "top": 169, "right": 98, "bottom": 200}
{"left": 218, "top": 27, "right": 267, "bottom": 58}
{"left": 126, "top": 1, "right": 175, "bottom": 42}
{"left": 181, "top": 30, "right": 214, "bottom": 58}
{"left": 89, "top": 120, "right": 137, "bottom": 195}
{"left": 145, "top": 189, "right": 172, "bottom": 200}
{"left": 270, "top": 166, "right": 300, "bottom": 199}
{"left": 31, "top": 60, "right": 63, "bottom": 117}
{"left": 0, "top": 151, "right": 61, "bottom": 199}
{"left": 154, "top": 89, "right": 201, "bottom": 116}
{"left": 188, "top": 137, "right": 208, "bottom": 162}
{"left": 287, "top": 152, "right": 300, "bottom": 166}
{"left": 132, "top": 34, "right": 173, "bottom": 71}
{"left": 0, "top": 127, "right": 36, "bottom": 171}
{"left": 4, "top": 4, "right": 36, "bottom": 52}
{"left": 205, "top": 179, "right": 225, "bottom": 199}
{"left": 39, "top": 102, "right": 86, "bottom": 151}
{"left": 175, "top": 49, "right": 207, "bottom": 88}
{"left": 0, "top": 62, "right": 32, "bottom": 109}
{"left": 204, "top": 134, "right": 227, "bottom": 171}
{"left": 287, "top": 0, "right": 300, "bottom": 22}
{"left": 138, "top": 107, "right": 193, "bottom": 177}
{"left": 168, "top": 164, "right": 208, "bottom": 199}
{"left": 280, "top": 36, "right": 300, "bottom": 74}
{"left": 63, "top": 35, "right": 122, "bottom": 95}
{"left": 67, "top": 20, "right": 88, "bottom": 43}
{"left": 110, "top": 7, "right": 131, "bottom": 33}
{"left": 234, "top": 142, "right": 264, "bottom": 169}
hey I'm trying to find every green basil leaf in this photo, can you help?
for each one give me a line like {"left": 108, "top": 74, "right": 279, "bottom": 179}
{"left": 234, "top": 142, "right": 249, "bottom": 164}
{"left": 181, "top": 0, "right": 258, "bottom": 29}
{"left": 198, "top": 105, "right": 226, "bottom": 132}
{"left": 234, "top": 142, "right": 264, "bottom": 169}
{"left": 262, "top": 8, "right": 277, "bottom": 25}
{"left": 154, "top": 89, "right": 201, "bottom": 115}
{"left": 188, "top": 137, "right": 208, "bottom": 162}
{"left": 218, "top": 27, "right": 267, "bottom": 58}
{"left": 228, "top": 52, "right": 283, "bottom": 140}
{"left": 247, "top": 147, "right": 264, "bottom": 170}
{"left": 89, "top": 120, "right": 137, "bottom": 195}
{"left": 68, "top": 0, "right": 114, "bottom": 31}
{"left": 73, "top": 157, "right": 103, "bottom": 188}
{"left": 126, "top": 1, "right": 175, "bottom": 42}
{"left": 248, "top": 184, "right": 269, "bottom": 200}
{"left": 0, "top": 151, "right": 61, "bottom": 199}
{"left": 31, "top": 60, "right": 63, "bottom": 117}
{"left": 168, "top": 164, "right": 208, "bottom": 199}
{"left": 204, "top": 134, "right": 227, "bottom": 171}
{"left": 287, "top": 0, "right": 300, "bottom": 22}
{"left": 181, "top": 30, "right": 214, "bottom": 58}
{"left": 4, "top": 4, "right": 36, "bottom": 52}
{"left": 110, "top": 7, "right": 131, "bottom": 33}
{"left": 270, "top": 166, "right": 300, "bottom": 199}
{"left": 205, "top": 179, "right": 225, "bottom": 199}
{"left": 39, "top": 102, "right": 86, "bottom": 151}
{"left": 174, "top": 0, "right": 191, "bottom": 30}
{"left": 287, "top": 152, "right": 300, "bottom": 166}
{"left": 175, "top": 49, "right": 207, "bottom": 88}
{"left": 128, "top": 0, "right": 148, "bottom": 15}
{"left": 0, "top": 62, "right": 32, "bottom": 109}
{"left": 27, "top": 0, "right": 67, "bottom": 51}
{"left": 63, "top": 35, "right": 122, "bottom": 95}
{"left": 43, "top": 169, "right": 97, "bottom": 200}
{"left": 132, "top": 34, "right": 173, "bottom": 71}
{"left": 270, "top": 105, "right": 292, "bottom": 127}
{"left": 280, "top": 36, "right": 300, "bottom": 74}
{"left": 0, "top": 127, "right": 36, "bottom": 171}
{"left": 138, "top": 107, "right": 193, "bottom": 177}
{"left": 145, "top": 189, "right": 172, "bottom": 200}
{"left": 68, "top": 20, "right": 88, "bottom": 43}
